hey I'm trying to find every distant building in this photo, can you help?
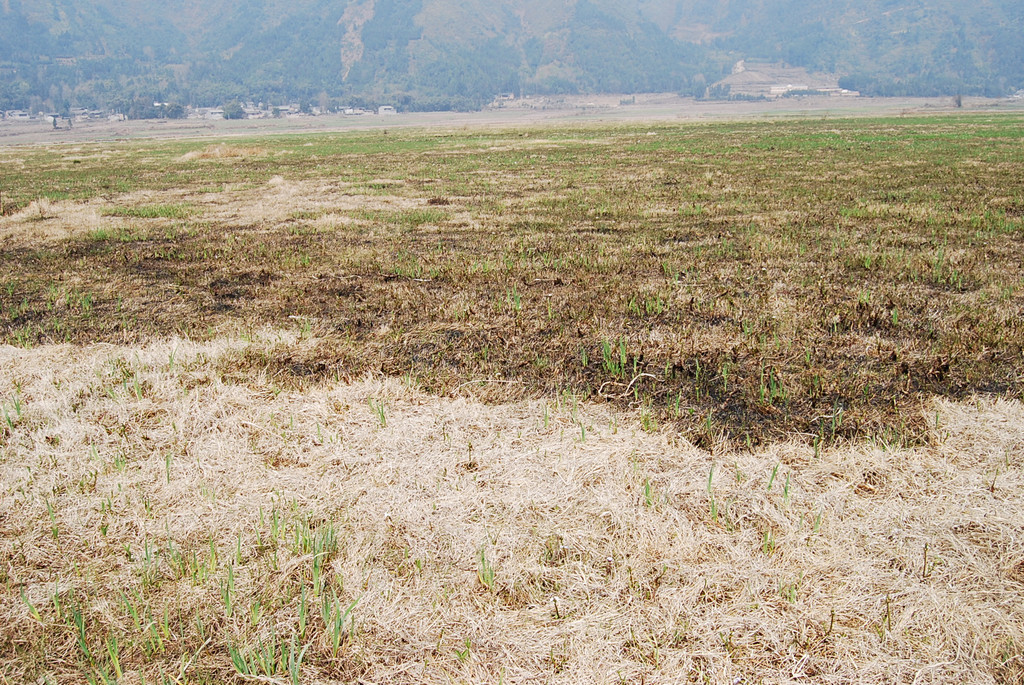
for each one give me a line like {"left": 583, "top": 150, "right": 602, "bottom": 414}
{"left": 195, "top": 108, "right": 224, "bottom": 120}
{"left": 769, "top": 84, "right": 809, "bottom": 96}
{"left": 378, "top": 105, "right": 397, "bottom": 115}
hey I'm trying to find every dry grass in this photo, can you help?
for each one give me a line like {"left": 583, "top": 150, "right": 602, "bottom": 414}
{"left": 179, "top": 145, "right": 268, "bottom": 162}
{"left": 1, "top": 333, "right": 1023, "bottom": 683}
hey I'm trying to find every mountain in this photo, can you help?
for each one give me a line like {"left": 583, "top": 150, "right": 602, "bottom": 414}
{"left": 1, "top": 0, "right": 1022, "bottom": 113}
{"left": 680, "top": 0, "right": 1024, "bottom": 97}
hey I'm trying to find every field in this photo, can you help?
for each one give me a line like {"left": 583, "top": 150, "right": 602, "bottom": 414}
{"left": 1, "top": 114, "right": 1023, "bottom": 683}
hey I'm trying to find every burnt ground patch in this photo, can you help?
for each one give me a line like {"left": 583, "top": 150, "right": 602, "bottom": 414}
{"left": 2, "top": 115, "right": 1023, "bottom": 448}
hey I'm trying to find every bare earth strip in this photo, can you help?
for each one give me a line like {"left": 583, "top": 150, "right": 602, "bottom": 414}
{"left": 1, "top": 335, "right": 1022, "bottom": 683}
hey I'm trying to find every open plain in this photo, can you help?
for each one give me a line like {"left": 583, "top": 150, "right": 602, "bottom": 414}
{"left": 1, "top": 113, "right": 1023, "bottom": 683}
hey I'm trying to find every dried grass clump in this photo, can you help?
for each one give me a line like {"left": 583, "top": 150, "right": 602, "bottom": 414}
{"left": 1, "top": 334, "right": 1022, "bottom": 683}
{"left": 179, "top": 144, "right": 267, "bottom": 161}
{"left": 214, "top": 176, "right": 426, "bottom": 229}
{"left": 1, "top": 198, "right": 110, "bottom": 244}
{"left": 13, "top": 197, "right": 57, "bottom": 221}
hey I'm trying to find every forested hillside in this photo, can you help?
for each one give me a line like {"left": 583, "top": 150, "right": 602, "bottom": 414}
{"left": 1, "top": 0, "right": 1021, "bottom": 113}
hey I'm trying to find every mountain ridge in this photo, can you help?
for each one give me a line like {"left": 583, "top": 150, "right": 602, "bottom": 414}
{"left": 1, "top": 0, "right": 1021, "bottom": 113}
